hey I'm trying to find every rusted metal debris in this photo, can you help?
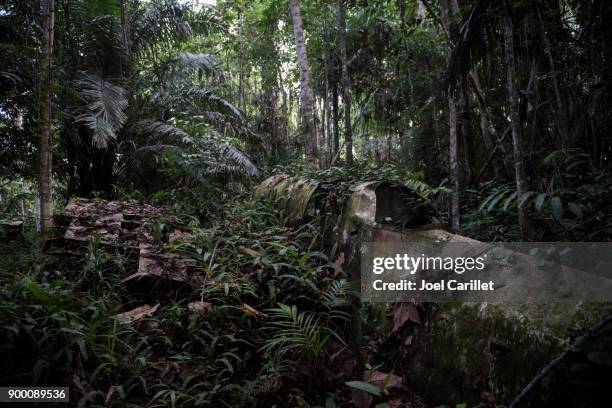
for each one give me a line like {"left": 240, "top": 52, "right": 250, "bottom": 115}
{"left": 255, "top": 174, "right": 438, "bottom": 244}
{"left": 52, "top": 198, "right": 201, "bottom": 287}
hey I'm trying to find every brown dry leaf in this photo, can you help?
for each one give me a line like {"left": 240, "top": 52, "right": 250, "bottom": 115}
{"left": 72, "top": 375, "right": 93, "bottom": 400}
{"left": 105, "top": 386, "right": 118, "bottom": 405}
{"left": 350, "top": 387, "right": 372, "bottom": 408}
{"left": 391, "top": 303, "right": 421, "bottom": 333}
{"left": 169, "top": 228, "right": 192, "bottom": 243}
{"left": 481, "top": 391, "right": 495, "bottom": 405}
{"left": 113, "top": 303, "right": 159, "bottom": 324}
{"left": 242, "top": 303, "right": 267, "bottom": 318}
{"left": 137, "top": 319, "right": 160, "bottom": 335}
{"left": 136, "top": 256, "right": 164, "bottom": 277}
{"left": 364, "top": 370, "right": 403, "bottom": 391}
{"left": 334, "top": 251, "right": 345, "bottom": 276}
{"left": 238, "top": 246, "right": 261, "bottom": 257}
{"left": 388, "top": 398, "right": 411, "bottom": 408}
{"left": 188, "top": 301, "right": 213, "bottom": 315}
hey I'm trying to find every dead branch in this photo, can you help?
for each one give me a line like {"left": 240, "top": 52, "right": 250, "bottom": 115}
{"left": 509, "top": 313, "right": 612, "bottom": 408}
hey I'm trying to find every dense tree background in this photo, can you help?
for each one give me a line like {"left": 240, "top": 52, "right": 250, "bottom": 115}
{"left": 2, "top": 0, "right": 611, "bottom": 239}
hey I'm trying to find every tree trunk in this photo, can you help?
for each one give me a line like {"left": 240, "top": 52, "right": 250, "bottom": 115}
{"left": 441, "top": 0, "right": 460, "bottom": 232}
{"left": 38, "top": 0, "right": 55, "bottom": 231}
{"left": 120, "top": 0, "right": 129, "bottom": 51}
{"left": 332, "top": 79, "right": 340, "bottom": 158}
{"left": 324, "top": 61, "right": 332, "bottom": 165}
{"left": 502, "top": 4, "right": 530, "bottom": 240}
{"left": 289, "top": 0, "right": 319, "bottom": 169}
{"left": 338, "top": 0, "right": 353, "bottom": 166}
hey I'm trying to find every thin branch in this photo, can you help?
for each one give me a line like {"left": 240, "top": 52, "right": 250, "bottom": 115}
{"left": 475, "top": 125, "right": 510, "bottom": 183}
{"left": 509, "top": 314, "right": 612, "bottom": 408}
{"left": 420, "top": 0, "right": 453, "bottom": 46}
{"left": 330, "top": 141, "right": 346, "bottom": 167}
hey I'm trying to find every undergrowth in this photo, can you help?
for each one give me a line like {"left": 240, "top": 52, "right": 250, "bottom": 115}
{"left": 0, "top": 197, "right": 355, "bottom": 407}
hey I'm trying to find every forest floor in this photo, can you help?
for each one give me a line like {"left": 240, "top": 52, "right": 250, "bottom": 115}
{"left": 1, "top": 193, "right": 366, "bottom": 407}
{"left": 1, "top": 176, "right": 612, "bottom": 407}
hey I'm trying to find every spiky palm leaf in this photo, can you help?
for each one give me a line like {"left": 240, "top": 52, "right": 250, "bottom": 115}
{"left": 75, "top": 73, "right": 128, "bottom": 148}
{"left": 261, "top": 304, "right": 331, "bottom": 360}
{"left": 177, "top": 52, "right": 222, "bottom": 79}
{"left": 136, "top": 119, "right": 193, "bottom": 144}
{"left": 131, "top": 0, "right": 193, "bottom": 56}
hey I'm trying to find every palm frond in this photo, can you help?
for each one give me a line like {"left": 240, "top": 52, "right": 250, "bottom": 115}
{"left": 216, "top": 144, "right": 258, "bottom": 177}
{"left": 132, "top": 0, "right": 193, "bottom": 55}
{"left": 260, "top": 304, "right": 330, "bottom": 360}
{"left": 136, "top": 119, "right": 193, "bottom": 144}
{"left": 321, "top": 279, "right": 355, "bottom": 311}
{"left": 190, "top": 89, "right": 243, "bottom": 120}
{"left": 75, "top": 73, "right": 127, "bottom": 148}
{"left": 0, "top": 71, "right": 21, "bottom": 84}
{"left": 177, "top": 52, "right": 222, "bottom": 79}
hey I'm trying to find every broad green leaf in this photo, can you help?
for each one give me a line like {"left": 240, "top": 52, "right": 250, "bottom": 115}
{"left": 550, "top": 196, "right": 563, "bottom": 219}
{"left": 517, "top": 191, "right": 534, "bottom": 209}
{"left": 587, "top": 351, "right": 611, "bottom": 366}
{"left": 534, "top": 193, "right": 547, "bottom": 211}
{"left": 568, "top": 202, "right": 583, "bottom": 219}
{"left": 502, "top": 191, "right": 518, "bottom": 211}
{"left": 486, "top": 190, "right": 509, "bottom": 212}
{"left": 345, "top": 381, "right": 382, "bottom": 397}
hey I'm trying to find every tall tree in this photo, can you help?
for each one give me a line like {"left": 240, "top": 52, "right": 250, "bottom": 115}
{"left": 338, "top": 0, "right": 352, "bottom": 166}
{"left": 440, "top": 0, "right": 460, "bottom": 232}
{"left": 502, "top": 3, "right": 529, "bottom": 240}
{"left": 289, "top": 0, "right": 319, "bottom": 169}
{"left": 38, "top": 0, "right": 55, "bottom": 231}
{"left": 331, "top": 78, "right": 340, "bottom": 158}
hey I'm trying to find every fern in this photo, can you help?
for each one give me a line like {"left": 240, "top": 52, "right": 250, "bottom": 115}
{"left": 261, "top": 304, "right": 331, "bottom": 361}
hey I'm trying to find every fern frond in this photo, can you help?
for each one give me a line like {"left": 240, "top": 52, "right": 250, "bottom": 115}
{"left": 261, "top": 304, "right": 330, "bottom": 360}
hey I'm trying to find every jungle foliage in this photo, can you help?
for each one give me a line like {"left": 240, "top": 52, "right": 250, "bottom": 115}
{"left": 1, "top": 0, "right": 612, "bottom": 407}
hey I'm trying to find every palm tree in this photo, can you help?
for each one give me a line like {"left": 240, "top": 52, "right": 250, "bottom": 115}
{"left": 58, "top": 0, "right": 258, "bottom": 196}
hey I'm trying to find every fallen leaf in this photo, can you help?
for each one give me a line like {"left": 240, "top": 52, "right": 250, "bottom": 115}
{"left": 188, "top": 301, "right": 213, "bottom": 315}
{"left": 238, "top": 246, "right": 261, "bottom": 257}
{"left": 388, "top": 398, "right": 410, "bottom": 408}
{"left": 169, "top": 228, "right": 192, "bottom": 243}
{"left": 364, "top": 370, "right": 403, "bottom": 391}
{"left": 72, "top": 375, "right": 93, "bottom": 400}
{"left": 334, "top": 252, "right": 345, "bottom": 271}
{"left": 390, "top": 303, "right": 421, "bottom": 333}
{"left": 105, "top": 386, "right": 118, "bottom": 405}
{"left": 113, "top": 303, "right": 159, "bottom": 324}
{"left": 481, "top": 391, "right": 495, "bottom": 404}
{"left": 137, "top": 319, "right": 160, "bottom": 335}
{"left": 350, "top": 386, "right": 373, "bottom": 408}
{"left": 242, "top": 303, "right": 267, "bottom": 318}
